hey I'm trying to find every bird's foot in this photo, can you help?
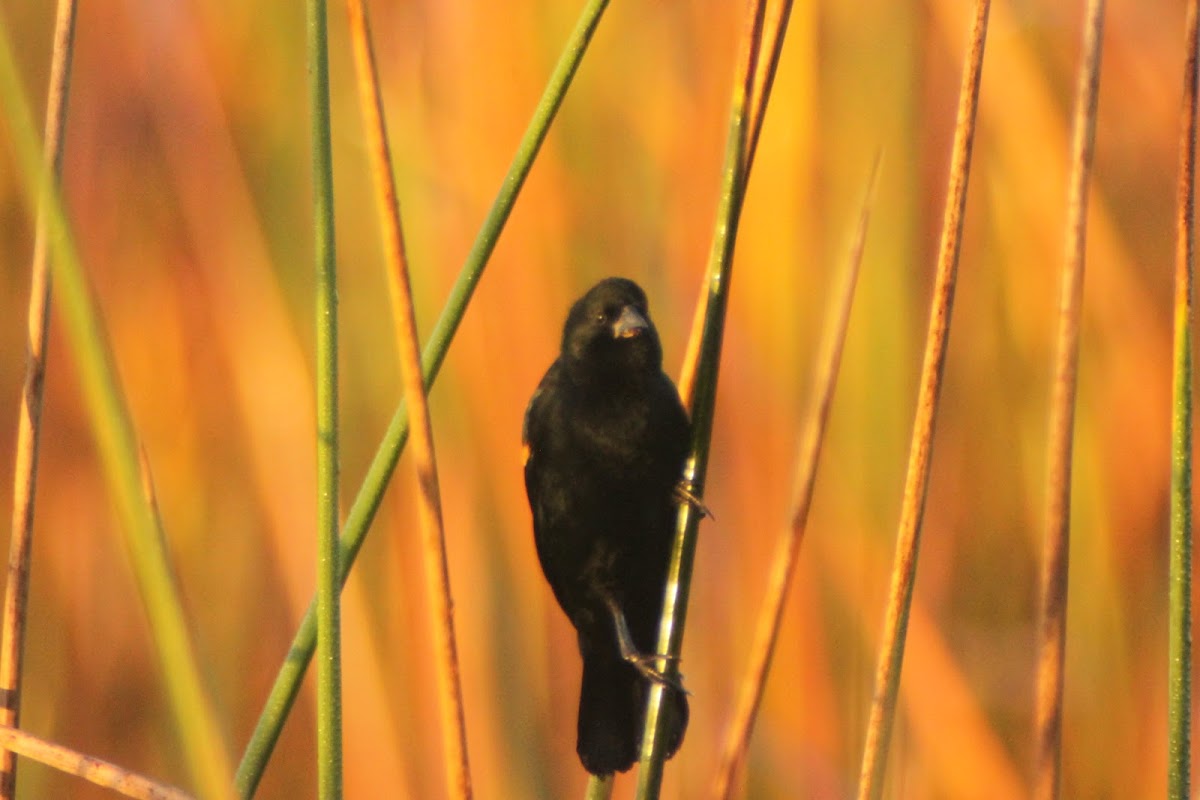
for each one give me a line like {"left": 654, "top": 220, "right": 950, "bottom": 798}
{"left": 623, "top": 651, "right": 690, "bottom": 695}
{"left": 605, "top": 597, "right": 691, "bottom": 695}
{"left": 673, "top": 481, "right": 713, "bottom": 520}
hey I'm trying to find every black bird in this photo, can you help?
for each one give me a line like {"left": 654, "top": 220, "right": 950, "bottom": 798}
{"left": 523, "top": 277, "right": 691, "bottom": 775}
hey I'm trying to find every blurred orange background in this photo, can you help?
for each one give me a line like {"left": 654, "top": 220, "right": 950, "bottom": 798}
{"left": 0, "top": 0, "right": 1189, "bottom": 797}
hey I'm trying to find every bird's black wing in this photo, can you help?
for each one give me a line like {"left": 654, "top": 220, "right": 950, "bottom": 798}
{"left": 522, "top": 360, "right": 587, "bottom": 620}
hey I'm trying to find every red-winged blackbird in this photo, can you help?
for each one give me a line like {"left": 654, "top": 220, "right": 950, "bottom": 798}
{"left": 523, "top": 277, "right": 690, "bottom": 776}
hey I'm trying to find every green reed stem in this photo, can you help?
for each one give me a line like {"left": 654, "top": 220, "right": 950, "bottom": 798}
{"left": 235, "top": 1, "right": 612, "bottom": 793}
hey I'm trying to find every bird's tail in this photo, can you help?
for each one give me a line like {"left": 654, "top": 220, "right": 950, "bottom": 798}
{"left": 577, "top": 654, "right": 689, "bottom": 776}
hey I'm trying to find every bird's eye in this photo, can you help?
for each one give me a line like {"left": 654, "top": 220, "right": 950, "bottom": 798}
{"left": 595, "top": 310, "right": 608, "bottom": 324}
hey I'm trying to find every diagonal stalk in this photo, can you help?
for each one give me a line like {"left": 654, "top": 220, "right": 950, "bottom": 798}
{"left": 1033, "top": 1, "right": 1106, "bottom": 797}
{"left": 710, "top": 157, "right": 879, "bottom": 800}
{"left": 0, "top": 725, "right": 193, "bottom": 800}
{"left": 0, "top": 14, "right": 234, "bottom": 800}
{"left": 344, "top": 0, "right": 471, "bottom": 795}
{"left": 855, "top": 3, "right": 990, "bottom": 798}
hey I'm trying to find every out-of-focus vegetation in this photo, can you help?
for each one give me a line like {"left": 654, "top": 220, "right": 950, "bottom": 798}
{"left": 0, "top": 1, "right": 1187, "bottom": 798}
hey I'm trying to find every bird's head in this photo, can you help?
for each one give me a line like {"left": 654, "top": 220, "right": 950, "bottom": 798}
{"left": 561, "top": 277, "right": 664, "bottom": 382}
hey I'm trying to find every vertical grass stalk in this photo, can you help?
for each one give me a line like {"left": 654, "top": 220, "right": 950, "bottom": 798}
{"left": 1033, "top": 2, "right": 1105, "bottom": 798}
{"left": 1169, "top": 1, "right": 1199, "bottom": 797}
{"left": 344, "top": 1, "right": 471, "bottom": 795}
{"left": 0, "top": 15, "right": 233, "bottom": 800}
{"left": 0, "top": 1, "right": 78, "bottom": 798}
{"left": 632, "top": 3, "right": 771, "bottom": 798}
{"left": 855, "top": 3, "right": 990, "bottom": 798}
{"left": 306, "top": 0, "right": 342, "bottom": 797}
{"left": 743, "top": 0, "right": 795, "bottom": 183}
{"left": 710, "top": 157, "right": 878, "bottom": 800}
{"left": 235, "top": 0, "right": 612, "bottom": 793}
{"left": 678, "top": 0, "right": 792, "bottom": 403}
{"left": 584, "top": 774, "right": 613, "bottom": 800}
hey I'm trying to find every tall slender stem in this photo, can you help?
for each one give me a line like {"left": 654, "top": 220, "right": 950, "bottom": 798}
{"left": 344, "top": 0, "right": 471, "bottom": 794}
{"left": 0, "top": 1, "right": 78, "bottom": 797}
{"left": 1169, "top": 1, "right": 1198, "bottom": 797}
{"left": 0, "top": 16, "right": 233, "bottom": 800}
{"left": 633, "top": 3, "right": 766, "bottom": 798}
{"left": 235, "top": 1, "right": 612, "bottom": 793}
{"left": 307, "top": 0, "right": 342, "bottom": 796}
{"left": 855, "top": 3, "right": 990, "bottom": 798}
{"left": 710, "top": 157, "right": 878, "bottom": 800}
{"left": 1033, "top": 1, "right": 1105, "bottom": 797}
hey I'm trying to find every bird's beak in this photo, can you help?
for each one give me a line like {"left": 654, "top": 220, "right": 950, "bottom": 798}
{"left": 612, "top": 305, "right": 649, "bottom": 339}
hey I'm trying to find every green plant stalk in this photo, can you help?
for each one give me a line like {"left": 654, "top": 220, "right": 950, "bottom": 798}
{"left": 1169, "top": 274, "right": 1193, "bottom": 800}
{"left": 583, "top": 774, "right": 613, "bottom": 800}
{"left": 234, "top": 0, "right": 612, "bottom": 793}
{"left": 307, "top": 0, "right": 342, "bottom": 797}
{"left": 0, "top": 17, "right": 233, "bottom": 800}
{"left": 743, "top": 0, "right": 794, "bottom": 180}
{"left": 633, "top": 5, "right": 764, "bottom": 799}
{"left": 1170, "top": 3, "right": 1198, "bottom": 797}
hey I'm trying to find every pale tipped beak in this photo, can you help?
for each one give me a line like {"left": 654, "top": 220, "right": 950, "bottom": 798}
{"left": 612, "top": 306, "right": 649, "bottom": 339}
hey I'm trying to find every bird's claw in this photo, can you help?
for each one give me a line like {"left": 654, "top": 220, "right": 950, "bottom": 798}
{"left": 605, "top": 595, "right": 691, "bottom": 695}
{"left": 673, "top": 481, "right": 713, "bottom": 520}
{"left": 623, "top": 652, "right": 691, "bottom": 696}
